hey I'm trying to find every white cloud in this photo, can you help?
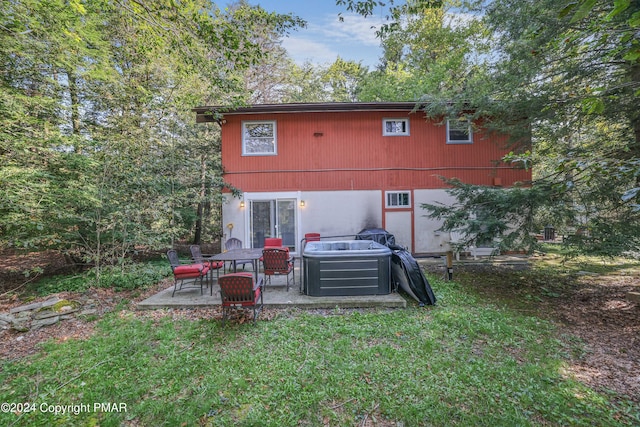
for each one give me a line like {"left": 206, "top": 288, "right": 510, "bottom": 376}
{"left": 281, "top": 37, "right": 338, "bottom": 65}
{"left": 282, "top": 12, "right": 382, "bottom": 67}
{"left": 319, "top": 13, "right": 381, "bottom": 47}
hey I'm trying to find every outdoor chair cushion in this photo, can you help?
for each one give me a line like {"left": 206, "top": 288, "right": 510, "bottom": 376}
{"left": 204, "top": 260, "right": 224, "bottom": 269}
{"left": 173, "top": 263, "right": 208, "bottom": 278}
{"left": 264, "top": 245, "right": 289, "bottom": 252}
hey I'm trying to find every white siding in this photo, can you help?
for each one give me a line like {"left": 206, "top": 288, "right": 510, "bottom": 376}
{"left": 299, "top": 190, "right": 382, "bottom": 239}
{"left": 413, "top": 190, "right": 457, "bottom": 253}
{"left": 221, "top": 189, "right": 460, "bottom": 255}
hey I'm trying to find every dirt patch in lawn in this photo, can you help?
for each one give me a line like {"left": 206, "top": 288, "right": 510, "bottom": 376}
{"left": 425, "top": 256, "right": 640, "bottom": 404}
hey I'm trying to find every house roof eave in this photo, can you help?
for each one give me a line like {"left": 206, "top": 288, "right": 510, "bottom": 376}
{"left": 192, "top": 102, "right": 425, "bottom": 123}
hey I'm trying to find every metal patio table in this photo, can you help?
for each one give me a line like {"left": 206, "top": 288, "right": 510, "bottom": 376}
{"left": 211, "top": 248, "right": 264, "bottom": 281}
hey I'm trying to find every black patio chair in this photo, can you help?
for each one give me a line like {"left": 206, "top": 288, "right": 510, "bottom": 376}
{"left": 166, "top": 249, "right": 209, "bottom": 297}
{"left": 224, "top": 237, "right": 252, "bottom": 272}
{"left": 189, "top": 245, "right": 223, "bottom": 294}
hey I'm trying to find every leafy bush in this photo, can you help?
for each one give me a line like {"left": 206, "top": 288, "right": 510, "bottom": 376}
{"left": 35, "top": 261, "right": 171, "bottom": 295}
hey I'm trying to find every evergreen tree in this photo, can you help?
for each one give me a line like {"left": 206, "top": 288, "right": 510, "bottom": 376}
{"left": 339, "top": 0, "right": 640, "bottom": 256}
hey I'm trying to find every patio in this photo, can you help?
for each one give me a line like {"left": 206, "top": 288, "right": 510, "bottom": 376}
{"left": 138, "top": 254, "right": 532, "bottom": 311}
{"left": 138, "top": 259, "right": 408, "bottom": 310}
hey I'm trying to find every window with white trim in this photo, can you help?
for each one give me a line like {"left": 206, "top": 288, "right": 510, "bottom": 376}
{"left": 242, "top": 121, "right": 277, "bottom": 155}
{"left": 446, "top": 119, "right": 473, "bottom": 144}
{"left": 383, "top": 118, "right": 409, "bottom": 136}
{"left": 386, "top": 191, "right": 411, "bottom": 208}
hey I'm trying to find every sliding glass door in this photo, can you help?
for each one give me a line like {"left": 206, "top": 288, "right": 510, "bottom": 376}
{"left": 249, "top": 199, "right": 297, "bottom": 252}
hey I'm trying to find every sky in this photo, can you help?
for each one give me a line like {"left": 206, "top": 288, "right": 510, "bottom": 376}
{"left": 222, "top": 1, "right": 386, "bottom": 69}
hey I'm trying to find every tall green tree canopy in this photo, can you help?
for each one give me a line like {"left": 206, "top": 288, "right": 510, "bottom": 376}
{"left": 340, "top": 0, "right": 640, "bottom": 256}
{"left": 0, "top": 0, "right": 303, "bottom": 266}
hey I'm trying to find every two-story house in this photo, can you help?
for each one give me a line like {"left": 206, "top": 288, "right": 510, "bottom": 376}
{"left": 193, "top": 102, "right": 530, "bottom": 256}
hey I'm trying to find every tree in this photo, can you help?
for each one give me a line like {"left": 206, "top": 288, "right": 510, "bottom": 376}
{"left": 282, "top": 61, "right": 330, "bottom": 103}
{"left": 352, "top": 0, "right": 492, "bottom": 104}
{"left": 339, "top": 0, "right": 640, "bottom": 256}
{"left": 423, "top": 0, "right": 640, "bottom": 257}
{"left": 321, "top": 57, "right": 369, "bottom": 102}
{"left": 0, "top": 0, "right": 303, "bottom": 270}
{"left": 280, "top": 57, "right": 369, "bottom": 103}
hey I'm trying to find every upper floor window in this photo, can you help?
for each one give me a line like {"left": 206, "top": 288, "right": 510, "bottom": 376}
{"left": 242, "top": 121, "right": 277, "bottom": 155}
{"left": 386, "top": 191, "right": 411, "bottom": 208}
{"left": 446, "top": 119, "right": 473, "bottom": 144}
{"left": 383, "top": 118, "right": 409, "bottom": 136}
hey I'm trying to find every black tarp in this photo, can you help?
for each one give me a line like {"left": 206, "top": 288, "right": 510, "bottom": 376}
{"left": 356, "top": 228, "right": 436, "bottom": 306}
{"left": 389, "top": 244, "right": 437, "bottom": 306}
{"left": 355, "top": 228, "right": 396, "bottom": 246}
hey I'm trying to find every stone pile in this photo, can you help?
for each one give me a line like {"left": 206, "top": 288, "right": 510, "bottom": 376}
{"left": 0, "top": 297, "right": 99, "bottom": 332}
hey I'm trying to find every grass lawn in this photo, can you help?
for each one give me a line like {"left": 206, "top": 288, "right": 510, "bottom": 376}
{"left": 1, "top": 270, "right": 639, "bottom": 426}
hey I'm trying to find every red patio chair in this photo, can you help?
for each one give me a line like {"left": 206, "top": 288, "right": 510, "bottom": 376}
{"left": 189, "top": 245, "right": 224, "bottom": 295}
{"left": 167, "top": 249, "right": 210, "bottom": 297}
{"left": 304, "top": 233, "right": 321, "bottom": 246}
{"left": 260, "top": 236, "right": 289, "bottom": 265}
{"left": 265, "top": 237, "right": 293, "bottom": 251}
{"left": 262, "top": 248, "right": 295, "bottom": 291}
{"left": 218, "top": 273, "right": 264, "bottom": 325}
{"left": 264, "top": 237, "right": 283, "bottom": 248}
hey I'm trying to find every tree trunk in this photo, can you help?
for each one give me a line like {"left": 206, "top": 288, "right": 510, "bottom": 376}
{"left": 628, "top": 61, "right": 640, "bottom": 185}
{"left": 193, "top": 203, "right": 203, "bottom": 245}
{"left": 67, "top": 70, "right": 82, "bottom": 152}
{"left": 193, "top": 154, "right": 207, "bottom": 245}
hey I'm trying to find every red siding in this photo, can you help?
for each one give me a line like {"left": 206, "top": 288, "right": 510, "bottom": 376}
{"left": 220, "top": 110, "right": 530, "bottom": 192}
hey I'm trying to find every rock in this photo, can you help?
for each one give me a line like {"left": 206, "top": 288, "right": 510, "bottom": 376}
{"left": 1, "top": 295, "right": 99, "bottom": 333}
{"left": 31, "top": 316, "right": 59, "bottom": 330}
{"left": 79, "top": 308, "right": 98, "bottom": 317}
{"left": 41, "top": 297, "right": 64, "bottom": 308}
{"left": 33, "top": 310, "right": 61, "bottom": 320}
{"left": 0, "top": 313, "right": 16, "bottom": 324}
{"left": 9, "top": 297, "right": 62, "bottom": 314}
{"left": 11, "top": 320, "right": 30, "bottom": 332}
{"left": 50, "top": 300, "right": 81, "bottom": 313}
{"left": 15, "top": 310, "right": 31, "bottom": 319}
{"left": 627, "top": 292, "right": 640, "bottom": 304}
{"left": 9, "top": 301, "right": 43, "bottom": 314}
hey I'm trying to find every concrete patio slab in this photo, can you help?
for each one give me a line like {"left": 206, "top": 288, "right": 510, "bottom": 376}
{"left": 136, "top": 254, "right": 531, "bottom": 311}
{"left": 137, "top": 276, "right": 407, "bottom": 310}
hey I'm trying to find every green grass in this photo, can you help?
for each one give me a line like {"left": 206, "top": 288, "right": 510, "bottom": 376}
{"left": 1, "top": 276, "right": 638, "bottom": 426}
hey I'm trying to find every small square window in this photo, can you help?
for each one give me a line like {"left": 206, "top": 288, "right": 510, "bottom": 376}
{"left": 386, "top": 191, "right": 411, "bottom": 208}
{"left": 447, "top": 119, "right": 473, "bottom": 144}
{"left": 242, "top": 121, "right": 277, "bottom": 155}
{"left": 383, "top": 118, "right": 409, "bottom": 136}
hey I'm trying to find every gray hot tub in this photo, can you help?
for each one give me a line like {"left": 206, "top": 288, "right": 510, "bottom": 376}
{"left": 302, "top": 240, "right": 392, "bottom": 296}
